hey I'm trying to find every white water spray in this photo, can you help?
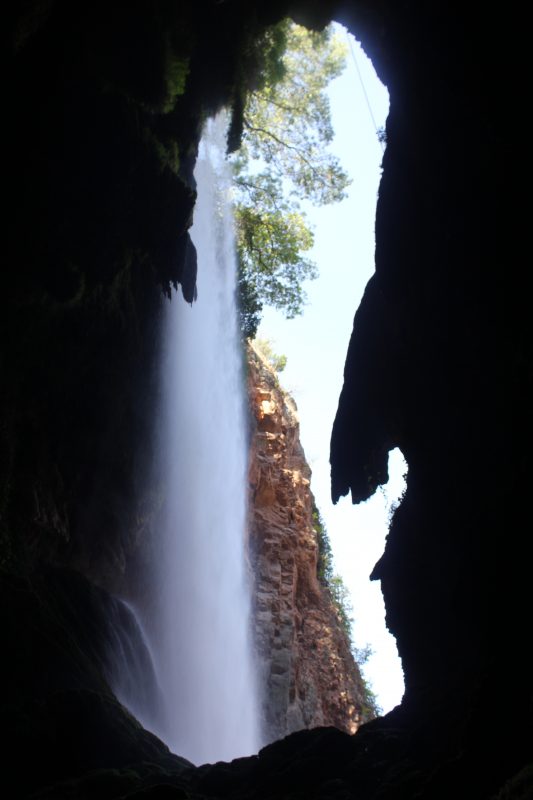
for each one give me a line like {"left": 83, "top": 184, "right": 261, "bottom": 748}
{"left": 119, "top": 113, "right": 260, "bottom": 765}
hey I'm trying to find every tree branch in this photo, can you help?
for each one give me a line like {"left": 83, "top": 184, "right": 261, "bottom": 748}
{"left": 242, "top": 117, "right": 331, "bottom": 189}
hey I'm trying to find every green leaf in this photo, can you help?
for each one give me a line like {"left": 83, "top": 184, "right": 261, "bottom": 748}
{"left": 231, "top": 20, "right": 351, "bottom": 333}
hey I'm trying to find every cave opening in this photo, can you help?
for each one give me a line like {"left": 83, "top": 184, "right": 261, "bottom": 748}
{"left": 254, "top": 21, "right": 405, "bottom": 715}
{"left": 5, "top": 2, "right": 532, "bottom": 796}
{"left": 102, "top": 19, "right": 406, "bottom": 761}
{"left": 101, "top": 16, "right": 407, "bottom": 761}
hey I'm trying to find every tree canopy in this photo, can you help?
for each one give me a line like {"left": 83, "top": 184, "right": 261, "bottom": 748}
{"left": 231, "top": 21, "right": 350, "bottom": 337}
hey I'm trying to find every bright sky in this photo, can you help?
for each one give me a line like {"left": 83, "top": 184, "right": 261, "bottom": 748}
{"left": 256, "top": 25, "right": 406, "bottom": 714}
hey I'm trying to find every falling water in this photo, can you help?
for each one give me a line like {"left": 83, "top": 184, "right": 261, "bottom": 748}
{"left": 117, "top": 113, "right": 260, "bottom": 765}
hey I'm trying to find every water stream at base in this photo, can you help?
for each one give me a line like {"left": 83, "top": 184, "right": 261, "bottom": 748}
{"left": 113, "top": 113, "right": 260, "bottom": 765}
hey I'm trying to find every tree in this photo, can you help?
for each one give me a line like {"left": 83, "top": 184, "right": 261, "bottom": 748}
{"left": 254, "top": 337, "right": 287, "bottom": 372}
{"left": 231, "top": 21, "right": 350, "bottom": 336}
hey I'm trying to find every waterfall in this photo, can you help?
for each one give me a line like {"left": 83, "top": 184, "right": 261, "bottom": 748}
{"left": 124, "top": 112, "right": 260, "bottom": 765}
{"left": 105, "top": 597, "right": 165, "bottom": 731}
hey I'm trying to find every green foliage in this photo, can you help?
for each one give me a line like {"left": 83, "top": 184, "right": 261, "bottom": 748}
{"left": 237, "top": 263, "right": 263, "bottom": 339}
{"left": 359, "top": 678, "right": 382, "bottom": 720}
{"left": 313, "top": 505, "right": 354, "bottom": 641}
{"left": 312, "top": 501, "right": 382, "bottom": 719}
{"left": 352, "top": 642, "right": 372, "bottom": 665}
{"left": 313, "top": 502, "right": 334, "bottom": 585}
{"left": 241, "top": 18, "right": 290, "bottom": 94}
{"left": 329, "top": 573, "right": 354, "bottom": 640}
{"left": 163, "top": 50, "right": 189, "bottom": 113}
{"left": 236, "top": 202, "right": 317, "bottom": 320}
{"left": 253, "top": 337, "right": 287, "bottom": 373}
{"left": 351, "top": 642, "right": 382, "bottom": 718}
{"left": 143, "top": 128, "right": 181, "bottom": 176}
{"left": 237, "top": 22, "right": 349, "bottom": 204}
{"left": 231, "top": 20, "right": 350, "bottom": 335}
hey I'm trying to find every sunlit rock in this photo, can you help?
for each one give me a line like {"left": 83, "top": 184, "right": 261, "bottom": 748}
{"left": 247, "top": 341, "right": 372, "bottom": 741}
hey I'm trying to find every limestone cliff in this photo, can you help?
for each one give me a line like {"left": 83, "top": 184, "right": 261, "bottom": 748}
{"left": 246, "top": 341, "right": 370, "bottom": 743}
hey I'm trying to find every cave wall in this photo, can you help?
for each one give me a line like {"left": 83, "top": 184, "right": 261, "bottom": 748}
{"left": 3, "top": 1, "right": 532, "bottom": 798}
{"left": 4, "top": 0, "right": 299, "bottom": 582}
{"left": 329, "top": 2, "right": 532, "bottom": 795}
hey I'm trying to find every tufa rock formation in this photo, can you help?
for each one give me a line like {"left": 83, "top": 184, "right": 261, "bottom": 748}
{"left": 247, "top": 342, "right": 373, "bottom": 742}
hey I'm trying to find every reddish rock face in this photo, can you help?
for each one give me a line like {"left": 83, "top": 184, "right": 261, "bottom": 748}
{"left": 246, "top": 342, "right": 372, "bottom": 743}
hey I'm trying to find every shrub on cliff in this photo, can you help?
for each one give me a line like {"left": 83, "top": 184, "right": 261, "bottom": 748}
{"left": 254, "top": 337, "right": 287, "bottom": 373}
{"left": 313, "top": 503, "right": 334, "bottom": 585}
{"left": 312, "top": 502, "right": 382, "bottom": 719}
